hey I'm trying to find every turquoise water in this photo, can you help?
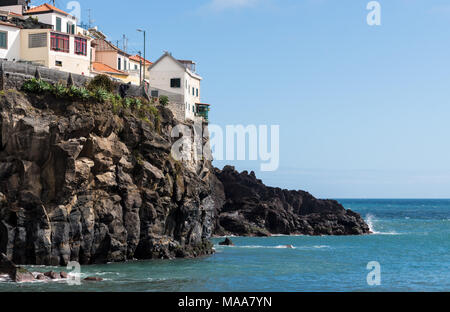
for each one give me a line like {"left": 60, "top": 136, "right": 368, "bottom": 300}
{"left": 1, "top": 199, "right": 449, "bottom": 292}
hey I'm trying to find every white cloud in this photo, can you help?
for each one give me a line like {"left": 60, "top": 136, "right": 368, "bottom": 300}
{"left": 207, "top": 0, "right": 261, "bottom": 11}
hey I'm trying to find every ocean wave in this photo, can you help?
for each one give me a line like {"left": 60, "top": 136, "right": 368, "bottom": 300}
{"left": 365, "top": 214, "right": 400, "bottom": 235}
{"left": 217, "top": 245, "right": 330, "bottom": 250}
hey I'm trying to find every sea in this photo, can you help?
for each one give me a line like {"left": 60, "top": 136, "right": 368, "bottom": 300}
{"left": 0, "top": 199, "right": 449, "bottom": 292}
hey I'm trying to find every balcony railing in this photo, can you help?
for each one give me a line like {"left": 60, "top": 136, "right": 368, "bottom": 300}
{"left": 195, "top": 103, "right": 210, "bottom": 122}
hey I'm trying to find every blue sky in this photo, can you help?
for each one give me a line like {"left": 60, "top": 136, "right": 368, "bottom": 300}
{"left": 52, "top": 0, "right": 450, "bottom": 198}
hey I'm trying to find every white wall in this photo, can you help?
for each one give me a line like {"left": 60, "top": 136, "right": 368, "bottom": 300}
{"left": 28, "top": 12, "right": 78, "bottom": 34}
{"left": 184, "top": 72, "right": 201, "bottom": 120}
{"left": 0, "top": 25, "right": 20, "bottom": 61}
{"left": 149, "top": 55, "right": 202, "bottom": 120}
{"left": 48, "top": 35, "right": 91, "bottom": 75}
{"left": 0, "top": 5, "right": 23, "bottom": 15}
{"left": 117, "top": 54, "right": 130, "bottom": 71}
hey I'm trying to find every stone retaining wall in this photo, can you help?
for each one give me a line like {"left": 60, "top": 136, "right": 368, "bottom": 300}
{"left": 0, "top": 60, "right": 189, "bottom": 122}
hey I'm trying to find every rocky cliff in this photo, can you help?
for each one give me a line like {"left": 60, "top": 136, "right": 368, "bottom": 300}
{"left": 0, "top": 90, "right": 223, "bottom": 266}
{"left": 214, "top": 166, "right": 370, "bottom": 236}
{"left": 0, "top": 89, "right": 369, "bottom": 267}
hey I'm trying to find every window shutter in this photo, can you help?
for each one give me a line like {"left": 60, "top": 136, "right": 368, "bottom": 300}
{"left": 29, "top": 33, "right": 47, "bottom": 48}
{"left": 56, "top": 18, "right": 62, "bottom": 32}
{"left": 0, "top": 32, "right": 7, "bottom": 48}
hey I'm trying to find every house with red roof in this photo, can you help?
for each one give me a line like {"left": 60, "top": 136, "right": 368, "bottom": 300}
{"left": 14, "top": 3, "right": 93, "bottom": 75}
{"left": 128, "top": 54, "right": 152, "bottom": 85}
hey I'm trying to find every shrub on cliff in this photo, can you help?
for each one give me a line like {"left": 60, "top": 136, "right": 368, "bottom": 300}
{"left": 87, "top": 75, "right": 115, "bottom": 93}
{"left": 93, "top": 88, "right": 110, "bottom": 103}
{"left": 52, "top": 82, "right": 68, "bottom": 98}
{"left": 159, "top": 95, "right": 169, "bottom": 106}
{"left": 68, "top": 85, "right": 90, "bottom": 101}
{"left": 22, "top": 78, "right": 52, "bottom": 94}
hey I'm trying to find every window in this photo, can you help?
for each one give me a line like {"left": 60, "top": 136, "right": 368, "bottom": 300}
{"left": 74, "top": 37, "right": 87, "bottom": 56}
{"left": 134, "top": 64, "right": 138, "bottom": 70}
{"left": 124, "top": 59, "right": 127, "bottom": 71}
{"left": 56, "top": 17, "right": 62, "bottom": 32}
{"left": 29, "top": 33, "right": 47, "bottom": 48}
{"left": 118, "top": 58, "right": 121, "bottom": 70}
{"left": 51, "top": 33, "right": 69, "bottom": 53}
{"left": 196, "top": 88, "right": 198, "bottom": 97}
{"left": 192, "top": 87, "right": 195, "bottom": 96}
{"left": 55, "top": 60, "right": 62, "bottom": 67}
{"left": 151, "top": 90, "right": 159, "bottom": 98}
{"left": 66, "top": 23, "right": 75, "bottom": 34}
{"left": 0, "top": 31, "right": 7, "bottom": 49}
{"left": 170, "top": 78, "right": 181, "bottom": 88}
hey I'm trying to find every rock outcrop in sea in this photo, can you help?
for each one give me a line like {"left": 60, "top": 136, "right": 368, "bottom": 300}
{"left": 0, "top": 89, "right": 370, "bottom": 266}
{"left": 214, "top": 166, "right": 370, "bottom": 236}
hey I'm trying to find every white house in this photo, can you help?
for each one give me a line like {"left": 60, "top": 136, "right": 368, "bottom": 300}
{"left": 0, "top": 14, "right": 21, "bottom": 61}
{"left": 24, "top": 3, "right": 79, "bottom": 35}
{"left": 149, "top": 52, "right": 208, "bottom": 121}
{"left": 18, "top": 3, "right": 92, "bottom": 76}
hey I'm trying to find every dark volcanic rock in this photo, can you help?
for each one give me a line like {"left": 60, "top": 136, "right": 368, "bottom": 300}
{"left": 36, "top": 274, "right": 47, "bottom": 280}
{"left": 0, "top": 91, "right": 220, "bottom": 265}
{"left": 214, "top": 166, "right": 370, "bottom": 236}
{"left": 218, "top": 238, "right": 234, "bottom": 246}
{"left": 84, "top": 276, "right": 103, "bottom": 282}
{"left": 1, "top": 252, "right": 34, "bottom": 282}
{"left": 0, "top": 89, "right": 369, "bottom": 267}
{"left": 44, "top": 271, "right": 60, "bottom": 279}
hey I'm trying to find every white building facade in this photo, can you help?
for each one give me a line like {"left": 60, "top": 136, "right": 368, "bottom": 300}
{"left": 19, "top": 4, "right": 92, "bottom": 76}
{"left": 148, "top": 52, "right": 202, "bottom": 121}
{"left": 0, "top": 21, "right": 21, "bottom": 61}
{"left": 24, "top": 3, "right": 79, "bottom": 35}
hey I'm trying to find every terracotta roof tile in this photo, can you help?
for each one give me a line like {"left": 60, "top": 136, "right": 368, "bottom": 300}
{"left": 92, "top": 62, "right": 128, "bottom": 76}
{"left": 129, "top": 55, "right": 152, "bottom": 66}
{"left": 25, "top": 3, "right": 69, "bottom": 16}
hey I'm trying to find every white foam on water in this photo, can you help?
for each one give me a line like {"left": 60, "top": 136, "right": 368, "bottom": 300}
{"left": 365, "top": 214, "right": 400, "bottom": 235}
{"left": 217, "top": 245, "right": 330, "bottom": 250}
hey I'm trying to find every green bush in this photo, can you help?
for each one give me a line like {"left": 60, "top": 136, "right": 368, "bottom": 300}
{"left": 68, "top": 85, "right": 90, "bottom": 101}
{"left": 94, "top": 88, "right": 110, "bottom": 103}
{"left": 87, "top": 75, "right": 115, "bottom": 93}
{"left": 53, "top": 82, "right": 68, "bottom": 98}
{"left": 159, "top": 95, "right": 169, "bottom": 106}
{"left": 22, "top": 78, "right": 52, "bottom": 94}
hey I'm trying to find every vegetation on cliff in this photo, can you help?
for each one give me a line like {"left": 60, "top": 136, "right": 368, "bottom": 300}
{"left": 0, "top": 75, "right": 370, "bottom": 267}
{"left": 0, "top": 85, "right": 220, "bottom": 265}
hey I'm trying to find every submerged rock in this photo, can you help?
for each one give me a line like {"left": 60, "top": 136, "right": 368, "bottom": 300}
{"left": 0, "top": 253, "right": 34, "bottom": 282}
{"left": 84, "top": 276, "right": 103, "bottom": 282}
{"left": 218, "top": 238, "right": 234, "bottom": 246}
{"left": 44, "top": 271, "right": 61, "bottom": 280}
{"left": 36, "top": 274, "right": 48, "bottom": 280}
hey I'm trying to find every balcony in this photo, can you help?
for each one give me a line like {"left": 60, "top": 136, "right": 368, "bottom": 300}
{"left": 195, "top": 103, "right": 210, "bottom": 122}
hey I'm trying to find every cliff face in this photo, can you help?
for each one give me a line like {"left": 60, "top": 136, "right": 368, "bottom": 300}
{"left": 214, "top": 166, "right": 370, "bottom": 236}
{"left": 0, "top": 90, "right": 370, "bottom": 266}
{"left": 0, "top": 91, "right": 223, "bottom": 265}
